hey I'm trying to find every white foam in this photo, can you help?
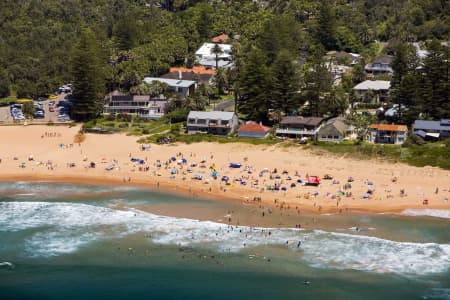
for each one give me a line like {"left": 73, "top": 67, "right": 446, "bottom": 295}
{"left": 401, "top": 209, "right": 450, "bottom": 219}
{"left": 1, "top": 201, "right": 450, "bottom": 276}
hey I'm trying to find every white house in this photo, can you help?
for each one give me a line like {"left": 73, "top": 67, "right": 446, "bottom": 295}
{"left": 367, "top": 124, "right": 408, "bottom": 145}
{"left": 143, "top": 77, "right": 196, "bottom": 97}
{"left": 353, "top": 80, "right": 391, "bottom": 103}
{"left": 195, "top": 43, "right": 233, "bottom": 69}
{"left": 187, "top": 111, "right": 239, "bottom": 135}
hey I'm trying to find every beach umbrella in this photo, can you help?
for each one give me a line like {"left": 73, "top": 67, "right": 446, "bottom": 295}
{"left": 171, "top": 157, "right": 176, "bottom": 161}
{"left": 182, "top": 158, "right": 187, "bottom": 163}
{"left": 281, "top": 187, "right": 287, "bottom": 191}
{"left": 290, "top": 183, "right": 296, "bottom": 188}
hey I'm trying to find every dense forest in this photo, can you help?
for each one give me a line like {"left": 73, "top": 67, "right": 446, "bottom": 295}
{"left": 0, "top": 0, "right": 448, "bottom": 122}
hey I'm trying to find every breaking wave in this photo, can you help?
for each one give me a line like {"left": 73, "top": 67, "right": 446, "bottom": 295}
{"left": 1, "top": 201, "right": 450, "bottom": 276}
{"left": 401, "top": 209, "right": 450, "bottom": 219}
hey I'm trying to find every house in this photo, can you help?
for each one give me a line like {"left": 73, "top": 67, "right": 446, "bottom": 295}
{"left": 211, "top": 33, "right": 230, "bottom": 44}
{"left": 161, "top": 66, "right": 215, "bottom": 84}
{"left": 353, "top": 80, "right": 391, "bottom": 103}
{"left": 326, "top": 51, "right": 362, "bottom": 66}
{"left": 276, "top": 116, "right": 324, "bottom": 138}
{"left": 413, "top": 119, "right": 450, "bottom": 140}
{"left": 365, "top": 55, "right": 393, "bottom": 76}
{"left": 367, "top": 124, "right": 408, "bottom": 145}
{"left": 103, "top": 92, "right": 167, "bottom": 119}
{"left": 238, "top": 121, "right": 271, "bottom": 138}
{"left": 195, "top": 43, "right": 233, "bottom": 69}
{"left": 318, "top": 118, "right": 351, "bottom": 142}
{"left": 187, "top": 111, "right": 239, "bottom": 135}
{"left": 143, "top": 77, "right": 196, "bottom": 97}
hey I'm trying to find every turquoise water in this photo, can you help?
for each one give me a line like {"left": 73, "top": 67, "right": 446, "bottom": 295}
{"left": 0, "top": 182, "right": 449, "bottom": 300}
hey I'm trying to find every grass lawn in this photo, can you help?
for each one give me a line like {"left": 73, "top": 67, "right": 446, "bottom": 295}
{"left": 310, "top": 140, "right": 450, "bottom": 170}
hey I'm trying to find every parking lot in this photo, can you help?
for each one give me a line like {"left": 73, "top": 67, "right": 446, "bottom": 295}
{"left": 0, "top": 93, "right": 70, "bottom": 124}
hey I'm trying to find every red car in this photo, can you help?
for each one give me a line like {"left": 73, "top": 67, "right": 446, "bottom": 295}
{"left": 49, "top": 105, "right": 55, "bottom": 112}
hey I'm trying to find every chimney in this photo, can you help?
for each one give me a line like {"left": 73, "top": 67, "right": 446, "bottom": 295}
{"left": 178, "top": 70, "right": 182, "bottom": 80}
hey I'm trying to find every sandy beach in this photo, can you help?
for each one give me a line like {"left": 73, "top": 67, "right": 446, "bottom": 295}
{"left": 1, "top": 124, "right": 449, "bottom": 215}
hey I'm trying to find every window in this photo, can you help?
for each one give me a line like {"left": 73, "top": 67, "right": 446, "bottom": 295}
{"left": 334, "top": 136, "right": 339, "bottom": 139}
{"left": 221, "top": 120, "right": 229, "bottom": 125}
{"left": 188, "top": 119, "right": 195, "bottom": 124}
{"left": 197, "top": 119, "right": 206, "bottom": 124}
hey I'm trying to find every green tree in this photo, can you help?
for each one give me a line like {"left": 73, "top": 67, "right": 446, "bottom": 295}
{"left": 270, "top": 50, "right": 300, "bottom": 114}
{"left": 211, "top": 44, "right": 223, "bottom": 70}
{"left": 22, "top": 101, "right": 35, "bottom": 118}
{"left": 301, "top": 45, "right": 333, "bottom": 117}
{"left": 390, "top": 42, "right": 418, "bottom": 123}
{"left": 419, "top": 40, "right": 450, "bottom": 120}
{"left": 0, "top": 70, "right": 10, "bottom": 98}
{"left": 315, "top": 0, "right": 336, "bottom": 50}
{"left": 70, "top": 28, "right": 106, "bottom": 121}
{"left": 238, "top": 48, "right": 271, "bottom": 122}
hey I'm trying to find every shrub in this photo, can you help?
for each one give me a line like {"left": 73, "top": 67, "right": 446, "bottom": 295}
{"left": 117, "top": 113, "right": 132, "bottom": 122}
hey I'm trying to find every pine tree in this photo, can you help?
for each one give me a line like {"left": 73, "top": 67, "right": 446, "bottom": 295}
{"left": 419, "top": 40, "right": 450, "bottom": 120}
{"left": 70, "top": 28, "right": 106, "bottom": 121}
{"left": 238, "top": 48, "right": 271, "bottom": 122}
{"left": 389, "top": 42, "right": 418, "bottom": 123}
{"left": 271, "top": 50, "right": 300, "bottom": 114}
{"left": 316, "top": 0, "right": 336, "bottom": 50}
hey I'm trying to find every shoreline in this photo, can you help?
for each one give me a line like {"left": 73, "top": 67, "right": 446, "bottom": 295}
{"left": 1, "top": 124, "right": 449, "bottom": 217}
{"left": 1, "top": 173, "right": 449, "bottom": 216}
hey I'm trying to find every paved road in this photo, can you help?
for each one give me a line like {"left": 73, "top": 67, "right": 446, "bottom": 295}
{"left": 214, "top": 99, "right": 235, "bottom": 111}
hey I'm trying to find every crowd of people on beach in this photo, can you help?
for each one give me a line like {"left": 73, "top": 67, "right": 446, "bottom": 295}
{"left": 1, "top": 130, "right": 449, "bottom": 215}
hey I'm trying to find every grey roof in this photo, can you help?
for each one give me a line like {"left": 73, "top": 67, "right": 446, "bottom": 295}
{"left": 372, "top": 55, "right": 393, "bottom": 64}
{"left": 143, "top": 77, "right": 196, "bottom": 88}
{"left": 354, "top": 80, "right": 390, "bottom": 91}
{"left": 280, "top": 116, "right": 324, "bottom": 127}
{"left": 188, "top": 111, "right": 236, "bottom": 120}
{"left": 320, "top": 119, "right": 349, "bottom": 135}
{"left": 413, "top": 119, "right": 450, "bottom": 131}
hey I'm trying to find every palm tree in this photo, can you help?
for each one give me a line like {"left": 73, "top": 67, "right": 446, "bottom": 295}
{"left": 211, "top": 44, "right": 223, "bottom": 70}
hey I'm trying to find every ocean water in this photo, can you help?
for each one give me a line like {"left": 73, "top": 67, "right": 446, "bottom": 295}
{"left": 0, "top": 182, "right": 449, "bottom": 300}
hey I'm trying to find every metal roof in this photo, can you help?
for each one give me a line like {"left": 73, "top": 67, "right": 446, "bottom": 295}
{"left": 413, "top": 119, "right": 450, "bottom": 131}
{"left": 188, "top": 111, "right": 236, "bottom": 120}
{"left": 143, "top": 77, "right": 196, "bottom": 88}
{"left": 353, "top": 80, "right": 391, "bottom": 91}
{"left": 280, "top": 116, "right": 324, "bottom": 127}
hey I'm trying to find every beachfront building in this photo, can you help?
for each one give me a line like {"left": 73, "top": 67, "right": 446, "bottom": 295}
{"left": 276, "top": 116, "right": 324, "bottom": 139}
{"left": 195, "top": 43, "right": 233, "bottom": 69}
{"left": 187, "top": 111, "right": 239, "bottom": 135}
{"left": 237, "top": 121, "right": 271, "bottom": 138}
{"left": 103, "top": 92, "right": 167, "bottom": 119}
{"left": 353, "top": 80, "right": 391, "bottom": 104}
{"left": 367, "top": 124, "right": 408, "bottom": 145}
{"left": 143, "top": 77, "right": 196, "bottom": 98}
{"left": 365, "top": 55, "right": 393, "bottom": 76}
{"left": 318, "top": 118, "right": 351, "bottom": 142}
{"left": 161, "top": 66, "right": 215, "bottom": 84}
{"left": 413, "top": 119, "right": 450, "bottom": 140}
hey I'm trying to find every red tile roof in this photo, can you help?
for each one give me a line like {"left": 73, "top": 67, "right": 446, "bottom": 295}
{"left": 212, "top": 33, "right": 230, "bottom": 43}
{"left": 238, "top": 121, "right": 271, "bottom": 133}
{"left": 370, "top": 124, "right": 407, "bottom": 131}
{"left": 170, "top": 66, "right": 215, "bottom": 75}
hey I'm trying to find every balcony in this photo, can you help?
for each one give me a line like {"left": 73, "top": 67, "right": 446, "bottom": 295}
{"left": 276, "top": 128, "right": 318, "bottom": 136}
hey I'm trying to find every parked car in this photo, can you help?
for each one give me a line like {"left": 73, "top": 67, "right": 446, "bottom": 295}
{"left": 57, "top": 114, "right": 70, "bottom": 121}
{"left": 49, "top": 105, "right": 55, "bottom": 112}
{"left": 34, "top": 110, "right": 45, "bottom": 119}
